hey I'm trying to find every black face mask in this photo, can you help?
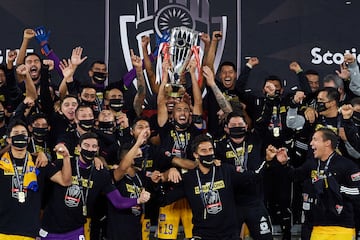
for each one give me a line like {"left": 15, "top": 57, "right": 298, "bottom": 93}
{"left": 352, "top": 111, "right": 360, "bottom": 126}
{"left": 133, "top": 156, "right": 146, "bottom": 169}
{"left": 81, "top": 100, "right": 96, "bottom": 107}
{"left": 109, "top": 99, "right": 124, "bottom": 112}
{"left": 11, "top": 134, "right": 28, "bottom": 149}
{"left": 0, "top": 111, "right": 5, "bottom": 122}
{"left": 78, "top": 119, "right": 95, "bottom": 131}
{"left": 80, "top": 148, "right": 97, "bottom": 163}
{"left": 229, "top": 126, "right": 246, "bottom": 139}
{"left": 32, "top": 127, "right": 48, "bottom": 139}
{"left": 174, "top": 120, "right": 189, "bottom": 130}
{"left": 198, "top": 154, "right": 215, "bottom": 169}
{"left": 315, "top": 102, "right": 327, "bottom": 113}
{"left": 98, "top": 121, "right": 114, "bottom": 131}
{"left": 92, "top": 72, "right": 106, "bottom": 84}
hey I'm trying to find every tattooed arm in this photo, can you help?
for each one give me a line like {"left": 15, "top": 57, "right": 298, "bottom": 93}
{"left": 203, "top": 66, "right": 232, "bottom": 114}
{"left": 131, "top": 49, "right": 146, "bottom": 117}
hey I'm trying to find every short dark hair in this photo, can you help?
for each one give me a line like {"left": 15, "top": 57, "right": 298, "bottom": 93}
{"left": 24, "top": 53, "right": 41, "bottom": 62}
{"left": 75, "top": 105, "right": 94, "bottom": 117}
{"left": 191, "top": 134, "right": 213, "bottom": 154}
{"left": 318, "top": 87, "right": 339, "bottom": 104}
{"left": 264, "top": 75, "right": 283, "bottom": 88}
{"left": 219, "top": 61, "right": 236, "bottom": 72}
{"left": 225, "top": 111, "right": 246, "bottom": 125}
{"left": 79, "top": 132, "right": 98, "bottom": 146}
{"left": 305, "top": 69, "right": 319, "bottom": 76}
{"left": 89, "top": 60, "right": 106, "bottom": 70}
{"left": 62, "top": 95, "right": 79, "bottom": 104}
{"left": 28, "top": 113, "right": 48, "bottom": 125}
{"left": 7, "top": 119, "right": 29, "bottom": 136}
{"left": 79, "top": 84, "right": 96, "bottom": 94}
{"left": 131, "top": 116, "right": 150, "bottom": 129}
{"left": 316, "top": 128, "right": 339, "bottom": 150}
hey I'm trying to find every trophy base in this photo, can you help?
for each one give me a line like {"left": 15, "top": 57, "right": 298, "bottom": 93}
{"left": 165, "top": 83, "right": 186, "bottom": 98}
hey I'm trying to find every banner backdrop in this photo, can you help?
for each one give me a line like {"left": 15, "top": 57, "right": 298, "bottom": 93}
{"left": 0, "top": 0, "right": 359, "bottom": 98}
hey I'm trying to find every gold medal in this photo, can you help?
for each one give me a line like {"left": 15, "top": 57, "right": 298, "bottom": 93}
{"left": 83, "top": 205, "right": 87, "bottom": 216}
{"left": 18, "top": 191, "right": 25, "bottom": 203}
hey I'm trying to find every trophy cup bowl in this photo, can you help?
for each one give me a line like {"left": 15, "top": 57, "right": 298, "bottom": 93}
{"left": 165, "top": 26, "right": 199, "bottom": 97}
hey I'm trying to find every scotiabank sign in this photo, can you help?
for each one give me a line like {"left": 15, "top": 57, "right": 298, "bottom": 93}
{"left": 311, "top": 47, "right": 360, "bottom": 65}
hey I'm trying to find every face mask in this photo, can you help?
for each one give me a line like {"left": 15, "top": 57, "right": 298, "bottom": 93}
{"left": 11, "top": 134, "right": 28, "bottom": 149}
{"left": 315, "top": 102, "right": 327, "bottom": 113}
{"left": 229, "top": 126, "right": 246, "bottom": 139}
{"left": 174, "top": 120, "right": 189, "bottom": 130}
{"left": 32, "top": 127, "right": 48, "bottom": 139}
{"left": 198, "top": 154, "right": 215, "bottom": 169}
{"left": 78, "top": 119, "right": 95, "bottom": 131}
{"left": 352, "top": 111, "right": 360, "bottom": 126}
{"left": 109, "top": 99, "right": 124, "bottom": 112}
{"left": 80, "top": 148, "right": 97, "bottom": 163}
{"left": 98, "top": 121, "right": 114, "bottom": 131}
{"left": 0, "top": 111, "right": 5, "bottom": 122}
{"left": 81, "top": 100, "right": 96, "bottom": 106}
{"left": 92, "top": 72, "right": 106, "bottom": 84}
{"left": 133, "top": 156, "right": 146, "bottom": 169}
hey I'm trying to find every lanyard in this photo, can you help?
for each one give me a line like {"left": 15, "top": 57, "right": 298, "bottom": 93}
{"left": 10, "top": 151, "right": 29, "bottom": 192}
{"left": 228, "top": 140, "right": 248, "bottom": 170}
{"left": 76, "top": 158, "right": 94, "bottom": 215}
{"left": 196, "top": 166, "right": 216, "bottom": 219}
{"left": 316, "top": 151, "right": 335, "bottom": 175}
{"left": 125, "top": 173, "right": 143, "bottom": 197}
{"left": 174, "top": 130, "right": 188, "bottom": 151}
{"left": 30, "top": 138, "right": 47, "bottom": 154}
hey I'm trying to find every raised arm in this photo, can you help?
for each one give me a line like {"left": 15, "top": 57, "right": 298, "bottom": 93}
{"left": 203, "top": 65, "right": 232, "bottom": 114}
{"left": 50, "top": 143, "right": 72, "bottom": 186}
{"left": 16, "top": 64, "right": 37, "bottom": 101}
{"left": 58, "top": 47, "right": 87, "bottom": 100}
{"left": 113, "top": 129, "right": 148, "bottom": 181}
{"left": 289, "top": 61, "right": 312, "bottom": 94}
{"left": 157, "top": 60, "right": 171, "bottom": 127}
{"left": 141, "top": 36, "right": 158, "bottom": 94}
{"left": 346, "top": 54, "right": 360, "bottom": 96}
{"left": 16, "top": 29, "right": 35, "bottom": 66}
{"left": 203, "top": 31, "right": 222, "bottom": 73}
{"left": 131, "top": 49, "right": 146, "bottom": 117}
{"left": 188, "top": 59, "right": 203, "bottom": 128}
{"left": 34, "top": 26, "right": 63, "bottom": 78}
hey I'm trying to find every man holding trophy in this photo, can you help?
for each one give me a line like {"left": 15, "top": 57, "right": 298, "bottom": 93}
{"left": 156, "top": 26, "right": 204, "bottom": 240}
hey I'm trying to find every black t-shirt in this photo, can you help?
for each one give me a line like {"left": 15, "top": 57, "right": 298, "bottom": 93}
{"left": 0, "top": 153, "right": 59, "bottom": 237}
{"left": 158, "top": 122, "right": 202, "bottom": 170}
{"left": 107, "top": 172, "right": 145, "bottom": 240}
{"left": 163, "top": 164, "right": 255, "bottom": 239}
{"left": 41, "top": 159, "right": 116, "bottom": 233}
{"left": 215, "top": 134, "right": 265, "bottom": 206}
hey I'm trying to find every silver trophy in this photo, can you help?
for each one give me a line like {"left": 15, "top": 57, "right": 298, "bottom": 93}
{"left": 164, "top": 26, "right": 199, "bottom": 97}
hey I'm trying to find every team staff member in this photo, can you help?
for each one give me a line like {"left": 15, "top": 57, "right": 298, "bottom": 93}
{"left": 162, "top": 134, "right": 266, "bottom": 240}
{"left": 215, "top": 112, "right": 273, "bottom": 240}
{"left": 39, "top": 132, "right": 150, "bottom": 239}
{"left": 270, "top": 128, "right": 360, "bottom": 240}
{"left": 0, "top": 120, "right": 72, "bottom": 239}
